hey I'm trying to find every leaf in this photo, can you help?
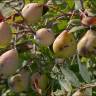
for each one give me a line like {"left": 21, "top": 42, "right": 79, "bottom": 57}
{"left": 85, "top": 88, "right": 92, "bottom": 96}
{"left": 57, "top": 20, "right": 67, "bottom": 31}
{"left": 69, "top": 26, "right": 86, "bottom": 33}
{"left": 65, "top": 0, "right": 74, "bottom": 9}
{"left": 68, "top": 19, "right": 81, "bottom": 26}
{"left": 60, "top": 67, "right": 80, "bottom": 87}
{"left": 77, "top": 55, "right": 91, "bottom": 83}
{"left": 74, "top": 0, "right": 82, "bottom": 10}
{"left": 59, "top": 79, "right": 72, "bottom": 92}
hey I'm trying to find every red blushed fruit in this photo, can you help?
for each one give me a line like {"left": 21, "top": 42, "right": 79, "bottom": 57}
{"left": 0, "top": 12, "right": 4, "bottom": 22}
{"left": 81, "top": 16, "right": 96, "bottom": 26}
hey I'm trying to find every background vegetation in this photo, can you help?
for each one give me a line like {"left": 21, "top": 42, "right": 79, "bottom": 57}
{"left": 0, "top": 0, "right": 96, "bottom": 96}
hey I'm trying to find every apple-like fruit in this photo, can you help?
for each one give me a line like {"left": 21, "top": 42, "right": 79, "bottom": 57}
{"left": 77, "top": 30, "right": 96, "bottom": 56}
{"left": 0, "top": 49, "right": 19, "bottom": 77}
{"left": 36, "top": 28, "right": 55, "bottom": 46}
{"left": 53, "top": 30, "right": 77, "bottom": 58}
{"left": 72, "top": 90, "right": 86, "bottom": 96}
{"left": 21, "top": 3, "right": 48, "bottom": 24}
{"left": 31, "top": 72, "right": 41, "bottom": 94}
{"left": 8, "top": 70, "right": 30, "bottom": 92}
{"left": 81, "top": 16, "right": 96, "bottom": 26}
{"left": 31, "top": 72, "right": 49, "bottom": 94}
{"left": 38, "top": 74, "right": 49, "bottom": 90}
{"left": 0, "top": 21, "right": 12, "bottom": 48}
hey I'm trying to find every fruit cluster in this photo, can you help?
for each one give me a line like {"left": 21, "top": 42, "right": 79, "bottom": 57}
{"left": 0, "top": 1, "right": 96, "bottom": 96}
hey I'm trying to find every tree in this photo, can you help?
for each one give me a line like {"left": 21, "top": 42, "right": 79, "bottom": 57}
{"left": 0, "top": 0, "right": 96, "bottom": 96}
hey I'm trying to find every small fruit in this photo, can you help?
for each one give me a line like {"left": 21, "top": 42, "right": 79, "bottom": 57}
{"left": 77, "top": 30, "right": 96, "bottom": 56}
{"left": 36, "top": 28, "right": 55, "bottom": 46}
{"left": 53, "top": 30, "right": 76, "bottom": 58}
{"left": 72, "top": 90, "right": 86, "bottom": 96}
{"left": 8, "top": 70, "right": 30, "bottom": 92}
{"left": 0, "top": 49, "right": 19, "bottom": 77}
{"left": 31, "top": 72, "right": 41, "bottom": 94}
{"left": 0, "top": 21, "right": 12, "bottom": 48}
{"left": 31, "top": 73, "right": 49, "bottom": 94}
{"left": 38, "top": 74, "right": 49, "bottom": 90}
{"left": 21, "top": 3, "right": 48, "bottom": 24}
{"left": 81, "top": 16, "right": 96, "bottom": 26}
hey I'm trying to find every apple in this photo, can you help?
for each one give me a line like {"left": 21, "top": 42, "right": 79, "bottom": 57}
{"left": 0, "top": 49, "right": 19, "bottom": 77}
{"left": 8, "top": 70, "right": 30, "bottom": 93}
{"left": 77, "top": 30, "right": 96, "bottom": 56}
{"left": 36, "top": 28, "right": 55, "bottom": 46}
{"left": 21, "top": 3, "right": 48, "bottom": 24}
{"left": 38, "top": 74, "right": 49, "bottom": 90}
{"left": 0, "top": 21, "right": 12, "bottom": 48}
{"left": 31, "top": 72, "right": 41, "bottom": 94}
{"left": 53, "top": 30, "right": 77, "bottom": 58}
{"left": 81, "top": 16, "right": 96, "bottom": 26}
{"left": 31, "top": 72, "right": 49, "bottom": 94}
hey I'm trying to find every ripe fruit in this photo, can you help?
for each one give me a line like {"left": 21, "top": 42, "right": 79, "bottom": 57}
{"left": 72, "top": 90, "right": 86, "bottom": 96}
{"left": 36, "top": 28, "right": 55, "bottom": 46}
{"left": 8, "top": 70, "right": 30, "bottom": 92}
{"left": 53, "top": 30, "right": 76, "bottom": 58}
{"left": 81, "top": 16, "right": 96, "bottom": 26}
{"left": 0, "top": 49, "right": 19, "bottom": 77}
{"left": 21, "top": 3, "right": 48, "bottom": 24}
{"left": 0, "top": 21, "right": 12, "bottom": 48}
{"left": 77, "top": 30, "right": 96, "bottom": 56}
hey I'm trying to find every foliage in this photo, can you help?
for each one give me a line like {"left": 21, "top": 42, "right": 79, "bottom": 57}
{"left": 0, "top": 0, "right": 96, "bottom": 96}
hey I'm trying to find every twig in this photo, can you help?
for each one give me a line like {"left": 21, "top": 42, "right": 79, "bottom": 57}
{"left": 80, "top": 0, "right": 84, "bottom": 10}
{"left": 79, "top": 82, "right": 96, "bottom": 91}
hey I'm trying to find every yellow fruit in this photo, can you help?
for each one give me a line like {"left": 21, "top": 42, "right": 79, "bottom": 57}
{"left": 0, "top": 21, "right": 12, "bottom": 48}
{"left": 77, "top": 30, "right": 96, "bottom": 56}
{"left": 21, "top": 3, "right": 48, "bottom": 24}
{"left": 72, "top": 90, "right": 86, "bottom": 96}
{"left": 36, "top": 28, "right": 55, "bottom": 46}
{"left": 53, "top": 30, "right": 76, "bottom": 58}
{"left": 8, "top": 70, "right": 30, "bottom": 92}
{"left": 0, "top": 49, "right": 19, "bottom": 77}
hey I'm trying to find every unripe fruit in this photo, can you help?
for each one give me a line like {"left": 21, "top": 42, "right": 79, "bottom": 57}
{"left": 0, "top": 49, "right": 19, "bottom": 77}
{"left": 8, "top": 70, "right": 30, "bottom": 93}
{"left": 81, "top": 16, "right": 96, "bottom": 26}
{"left": 72, "top": 90, "right": 86, "bottom": 96}
{"left": 0, "top": 21, "right": 12, "bottom": 48}
{"left": 38, "top": 74, "right": 49, "bottom": 90}
{"left": 77, "top": 30, "right": 96, "bottom": 56}
{"left": 31, "top": 72, "right": 41, "bottom": 94}
{"left": 31, "top": 73, "right": 49, "bottom": 94}
{"left": 36, "top": 28, "right": 55, "bottom": 46}
{"left": 21, "top": 3, "right": 48, "bottom": 24}
{"left": 53, "top": 30, "right": 76, "bottom": 58}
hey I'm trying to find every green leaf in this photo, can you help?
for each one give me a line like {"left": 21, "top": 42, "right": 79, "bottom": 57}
{"left": 69, "top": 26, "right": 86, "bottom": 33}
{"left": 74, "top": 0, "right": 82, "bottom": 10}
{"left": 68, "top": 19, "right": 81, "bottom": 26}
{"left": 77, "top": 55, "right": 91, "bottom": 83}
{"left": 60, "top": 67, "right": 80, "bottom": 87}
{"left": 59, "top": 79, "right": 72, "bottom": 93}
